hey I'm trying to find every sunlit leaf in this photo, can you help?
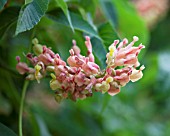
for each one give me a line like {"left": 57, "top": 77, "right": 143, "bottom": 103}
{"left": 15, "top": 0, "right": 49, "bottom": 35}
{"left": 55, "top": 0, "right": 74, "bottom": 32}
{"left": 25, "top": 0, "right": 33, "bottom": 4}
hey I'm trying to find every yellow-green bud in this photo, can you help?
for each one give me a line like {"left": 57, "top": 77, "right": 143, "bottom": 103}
{"left": 55, "top": 94, "right": 63, "bottom": 103}
{"left": 32, "top": 38, "right": 39, "bottom": 45}
{"left": 50, "top": 79, "right": 61, "bottom": 90}
{"left": 32, "top": 38, "right": 43, "bottom": 55}
{"left": 46, "top": 66, "right": 55, "bottom": 72}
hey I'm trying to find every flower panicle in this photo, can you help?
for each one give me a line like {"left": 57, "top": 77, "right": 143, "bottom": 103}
{"left": 16, "top": 36, "right": 145, "bottom": 102}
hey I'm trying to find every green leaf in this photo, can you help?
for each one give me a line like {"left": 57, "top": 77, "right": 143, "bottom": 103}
{"left": 55, "top": 0, "right": 74, "bottom": 32}
{"left": 28, "top": 111, "right": 41, "bottom": 136}
{"left": 15, "top": 0, "right": 49, "bottom": 35}
{"left": 112, "top": 0, "right": 149, "bottom": 45}
{"left": 79, "top": 0, "right": 96, "bottom": 16}
{"left": 46, "top": 9, "right": 99, "bottom": 39}
{"left": 35, "top": 114, "right": 52, "bottom": 136}
{"left": 98, "top": 22, "right": 120, "bottom": 49}
{"left": 91, "top": 37, "right": 107, "bottom": 69}
{"left": 0, "top": 7, "right": 20, "bottom": 39}
{"left": 0, "top": 0, "right": 7, "bottom": 10}
{"left": 100, "top": 0, "right": 118, "bottom": 28}
{"left": 0, "top": 122, "right": 17, "bottom": 136}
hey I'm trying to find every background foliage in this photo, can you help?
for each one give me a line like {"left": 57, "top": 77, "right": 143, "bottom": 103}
{"left": 0, "top": 0, "right": 170, "bottom": 136}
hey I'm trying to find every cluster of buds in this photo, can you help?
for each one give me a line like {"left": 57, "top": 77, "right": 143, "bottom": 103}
{"left": 16, "top": 36, "right": 145, "bottom": 102}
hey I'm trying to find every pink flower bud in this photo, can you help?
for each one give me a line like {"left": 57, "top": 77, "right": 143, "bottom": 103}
{"left": 72, "top": 40, "right": 81, "bottom": 55}
{"left": 85, "top": 36, "right": 94, "bottom": 62}
{"left": 43, "top": 46, "right": 55, "bottom": 58}
{"left": 67, "top": 55, "right": 84, "bottom": 67}
{"left": 16, "top": 56, "right": 20, "bottom": 63}
{"left": 54, "top": 54, "right": 66, "bottom": 66}
{"left": 108, "top": 85, "right": 120, "bottom": 96}
{"left": 74, "top": 71, "right": 86, "bottom": 86}
{"left": 38, "top": 53, "right": 54, "bottom": 65}
{"left": 114, "top": 73, "right": 130, "bottom": 86}
{"left": 130, "top": 65, "right": 145, "bottom": 82}
{"left": 115, "top": 67, "right": 132, "bottom": 76}
{"left": 26, "top": 53, "right": 38, "bottom": 65}
{"left": 124, "top": 54, "right": 138, "bottom": 65}
{"left": 16, "top": 63, "right": 29, "bottom": 74}
{"left": 82, "top": 62, "right": 99, "bottom": 76}
{"left": 16, "top": 57, "right": 30, "bottom": 74}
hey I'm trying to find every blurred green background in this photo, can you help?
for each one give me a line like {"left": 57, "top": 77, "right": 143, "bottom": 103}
{"left": 0, "top": 0, "right": 170, "bottom": 136}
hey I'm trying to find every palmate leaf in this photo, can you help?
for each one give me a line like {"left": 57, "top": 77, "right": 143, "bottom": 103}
{"left": 0, "top": 7, "right": 20, "bottom": 39}
{"left": 0, "top": 0, "right": 7, "bottom": 10}
{"left": 46, "top": 9, "right": 99, "bottom": 39}
{"left": 55, "top": 0, "right": 74, "bottom": 32}
{"left": 15, "top": 0, "right": 49, "bottom": 35}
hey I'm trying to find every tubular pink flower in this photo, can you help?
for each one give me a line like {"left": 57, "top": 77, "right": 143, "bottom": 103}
{"left": 82, "top": 61, "right": 99, "bottom": 76}
{"left": 16, "top": 36, "right": 145, "bottom": 102}
{"left": 74, "top": 71, "right": 86, "bottom": 86}
{"left": 16, "top": 62, "right": 30, "bottom": 75}
{"left": 85, "top": 36, "right": 94, "bottom": 62}
{"left": 67, "top": 50, "right": 85, "bottom": 67}
{"left": 26, "top": 53, "right": 38, "bottom": 65}
{"left": 108, "top": 85, "right": 120, "bottom": 96}
{"left": 42, "top": 46, "right": 55, "bottom": 58}
{"left": 54, "top": 54, "right": 66, "bottom": 66}
{"left": 16, "top": 56, "right": 30, "bottom": 75}
{"left": 38, "top": 53, "right": 54, "bottom": 65}
{"left": 72, "top": 40, "right": 81, "bottom": 56}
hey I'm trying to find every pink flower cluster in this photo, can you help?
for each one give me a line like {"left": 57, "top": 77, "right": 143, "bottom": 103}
{"left": 16, "top": 36, "right": 145, "bottom": 102}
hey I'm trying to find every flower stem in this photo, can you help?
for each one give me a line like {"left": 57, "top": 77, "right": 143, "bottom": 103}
{"left": 19, "top": 80, "right": 29, "bottom": 136}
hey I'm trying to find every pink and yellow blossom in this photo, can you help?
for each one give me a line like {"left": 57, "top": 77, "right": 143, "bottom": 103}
{"left": 16, "top": 36, "right": 145, "bottom": 102}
